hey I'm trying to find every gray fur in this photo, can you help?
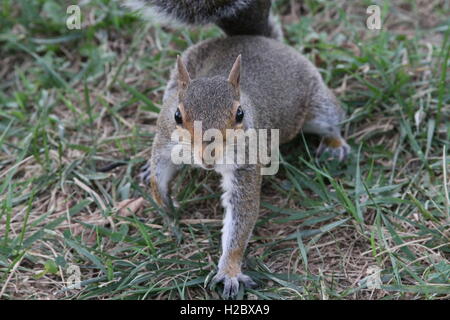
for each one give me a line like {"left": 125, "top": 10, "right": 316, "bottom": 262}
{"left": 184, "top": 77, "right": 237, "bottom": 131}
{"left": 122, "top": 0, "right": 282, "bottom": 39}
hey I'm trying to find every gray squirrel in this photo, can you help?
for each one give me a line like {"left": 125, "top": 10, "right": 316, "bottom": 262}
{"left": 124, "top": 0, "right": 350, "bottom": 298}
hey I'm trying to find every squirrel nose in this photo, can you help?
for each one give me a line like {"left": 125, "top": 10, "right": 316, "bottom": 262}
{"left": 201, "top": 142, "right": 213, "bottom": 164}
{"left": 194, "top": 141, "right": 222, "bottom": 167}
{"left": 193, "top": 142, "right": 207, "bottom": 166}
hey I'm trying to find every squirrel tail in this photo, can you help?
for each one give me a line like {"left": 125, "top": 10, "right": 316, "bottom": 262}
{"left": 122, "top": 0, "right": 282, "bottom": 40}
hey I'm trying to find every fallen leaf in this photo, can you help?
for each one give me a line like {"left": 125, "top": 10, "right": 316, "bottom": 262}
{"left": 117, "top": 197, "right": 146, "bottom": 217}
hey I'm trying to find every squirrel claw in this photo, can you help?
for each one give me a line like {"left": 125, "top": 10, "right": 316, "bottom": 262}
{"left": 210, "top": 272, "right": 256, "bottom": 299}
{"left": 139, "top": 162, "right": 151, "bottom": 184}
{"left": 237, "top": 273, "right": 257, "bottom": 289}
{"left": 316, "top": 138, "right": 350, "bottom": 162}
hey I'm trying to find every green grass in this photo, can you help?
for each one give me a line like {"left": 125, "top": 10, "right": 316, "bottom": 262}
{"left": 0, "top": 0, "right": 449, "bottom": 299}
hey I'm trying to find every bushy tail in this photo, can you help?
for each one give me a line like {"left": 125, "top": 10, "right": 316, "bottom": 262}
{"left": 122, "top": 0, "right": 282, "bottom": 40}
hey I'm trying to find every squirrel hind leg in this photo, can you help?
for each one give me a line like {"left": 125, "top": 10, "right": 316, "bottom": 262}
{"left": 316, "top": 137, "right": 351, "bottom": 162}
{"left": 302, "top": 107, "right": 350, "bottom": 162}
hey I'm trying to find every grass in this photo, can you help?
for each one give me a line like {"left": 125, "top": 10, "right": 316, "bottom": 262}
{"left": 0, "top": 0, "right": 449, "bottom": 300}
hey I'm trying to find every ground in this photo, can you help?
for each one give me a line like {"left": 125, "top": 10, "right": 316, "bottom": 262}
{"left": 0, "top": 0, "right": 449, "bottom": 300}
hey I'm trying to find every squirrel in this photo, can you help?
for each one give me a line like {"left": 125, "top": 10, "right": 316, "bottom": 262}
{"left": 128, "top": 1, "right": 351, "bottom": 298}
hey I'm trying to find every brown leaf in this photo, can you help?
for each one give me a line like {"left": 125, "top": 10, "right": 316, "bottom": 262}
{"left": 116, "top": 197, "right": 146, "bottom": 217}
{"left": 341, "top": 42, "right": 361, "bottom": 57}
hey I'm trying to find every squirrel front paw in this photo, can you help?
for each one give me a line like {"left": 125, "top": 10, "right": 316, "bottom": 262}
{"left": 139, "top": 161, "right": 152, "bottom": 184}
{"left": 211, "top": 271, "right": 257, "bottom": 299}
{"left": 316, "top": 137, "right": 351, "bottom": 162}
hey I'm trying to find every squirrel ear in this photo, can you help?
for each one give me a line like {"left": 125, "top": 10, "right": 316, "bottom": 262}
{"left": 177, "top": 55, "right": 191, "bottom": 90}
{"left": 228, "top": 54, "right": 241, "bottom": 91}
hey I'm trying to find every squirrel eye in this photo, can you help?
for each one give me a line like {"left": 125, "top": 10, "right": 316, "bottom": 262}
{"left": 174, "top": 108, "right": 183, "bottom": 125}
{"left": 235, "top": 106, "right": 244, "bottom": 123}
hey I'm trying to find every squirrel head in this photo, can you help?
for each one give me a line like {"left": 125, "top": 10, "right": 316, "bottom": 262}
{"left": 174, "top": 55, "right": 244, "bottom": 135}
{"left": 174, "top": 55, "right": 244, "bottom": 169}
